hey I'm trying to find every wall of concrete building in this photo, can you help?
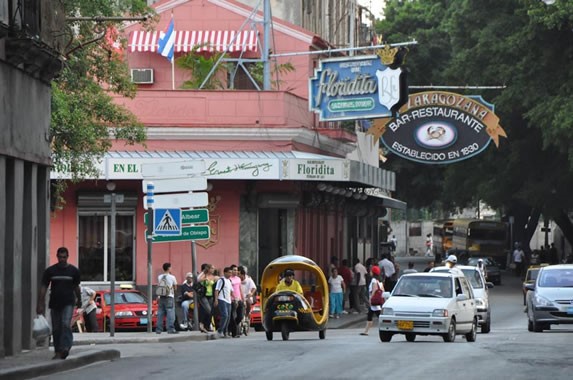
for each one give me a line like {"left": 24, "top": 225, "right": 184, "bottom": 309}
{"left": 0, "top": 62, "right": 52, "bottom": 358}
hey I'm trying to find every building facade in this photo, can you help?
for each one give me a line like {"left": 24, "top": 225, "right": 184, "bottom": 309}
{"left": 50, "top": 0, "right": 404, "bottom": 292}
{"left": 1, "top": 0, "right": 64, "bottom": 357}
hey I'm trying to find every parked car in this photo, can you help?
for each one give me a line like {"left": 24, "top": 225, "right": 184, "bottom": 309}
{"left": 250, "top": 298, "right": 263, "bottom": 331}
{"left": 522, "top": 264, "right": 549, "bottom": 305}
{"left": 378, "top": 272, "right": 478, "bottom": 343}
{"left": 95, "top": 288, "right": 158, "bottom": 331}
{"left": 525, "top": 264, "right": 573, "bottom": 332}
{"left": 467, "top": 257, "right": 502, "bottom": 285}
{"left": 431, "top": 265, "right": 493, "bottom": 333}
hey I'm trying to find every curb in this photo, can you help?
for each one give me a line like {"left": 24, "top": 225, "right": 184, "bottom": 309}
{"left": 0, "top": 349, "right": 120, "bottom": 380}
{"left": 74, "top": 333, "right": 215, "bottom": 346}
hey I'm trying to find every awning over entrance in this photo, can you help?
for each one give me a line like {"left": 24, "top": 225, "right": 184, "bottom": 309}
{"left": 51, "top": 150, "right": 397, "bottom": 193}
{"left": 129, "top": 30, "right": 258, "bottom": 53}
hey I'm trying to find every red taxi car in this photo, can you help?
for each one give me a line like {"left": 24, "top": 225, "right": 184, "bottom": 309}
{"left": 250, "top": 298, "right": 263, "bottom": 331}
{"left": 95, "top": 288, "right": 158, "bottom": 331}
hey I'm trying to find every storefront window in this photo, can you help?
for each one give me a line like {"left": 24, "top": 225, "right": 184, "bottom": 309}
{"left": 78, "top": 213, "right": 135, "bottom": 282}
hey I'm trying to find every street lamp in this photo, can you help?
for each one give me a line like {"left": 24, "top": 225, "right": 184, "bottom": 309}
{"left": 104, "top": 182, "right": 123, "bottom": 336}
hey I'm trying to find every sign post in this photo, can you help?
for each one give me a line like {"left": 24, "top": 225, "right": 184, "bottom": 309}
{"left": 146, "top": 183, "right": 154, "bottom": 333}
{"left": 141, "top": 160, "right": 208, "bottom": 332}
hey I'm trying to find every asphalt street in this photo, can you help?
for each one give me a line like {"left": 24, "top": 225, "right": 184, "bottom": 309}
{"left": 26, "top": 269, "right": 573, "bottom": 380}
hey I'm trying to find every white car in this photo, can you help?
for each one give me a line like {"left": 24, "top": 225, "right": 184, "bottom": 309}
{"left": 378, "top": 272, "right": 478, "bottom": 343}
{"left": 431, "top": 265, "right": 493, "bottom": 333}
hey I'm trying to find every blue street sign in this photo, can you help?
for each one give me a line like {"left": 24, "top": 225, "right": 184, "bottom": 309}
{"left": 153, "top": 208, "right": 182, "bottom": 236}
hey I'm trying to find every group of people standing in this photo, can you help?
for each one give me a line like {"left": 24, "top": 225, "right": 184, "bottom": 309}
{"left": 171, "top": 263, "right": 256, "bottom": 339}
{"left": 327, "top": 253, "right": 402, "bottom": 320}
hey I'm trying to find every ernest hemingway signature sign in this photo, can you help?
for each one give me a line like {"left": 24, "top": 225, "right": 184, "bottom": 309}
{"left": 367, "top": 91, "right": 507, "bottom": 164}
{"left": 309, "top": 55, "right": 407, "bottom": 121}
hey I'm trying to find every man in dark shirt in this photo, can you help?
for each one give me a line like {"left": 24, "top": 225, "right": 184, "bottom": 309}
{"left": 37, "top": 247, "right": 81, "bottom": 360}
{"left": 338, "top": 259, "right": 353, "bottom": 312}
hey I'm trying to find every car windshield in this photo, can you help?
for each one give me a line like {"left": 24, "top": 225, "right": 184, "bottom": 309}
{"left": 393, "top": 276, "right": 452, "bottom": 298}
{"left": 461, "top": 269, "right": 484, "bottom": 288}
{"left": 468, "top": 257, "right": 495, "bottom": 267}
{"left": 104, "top": 292, "right": 147, "bottom": 304}
{"left": 526, "top": 269, "right": 540, "bottom": 282}
{"left": 538, "top": 269, "right": 573, "bottom": 288}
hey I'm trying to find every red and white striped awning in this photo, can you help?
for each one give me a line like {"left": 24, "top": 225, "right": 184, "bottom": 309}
{"left": 129, "top": 30, "right": 258, "bottom": 53}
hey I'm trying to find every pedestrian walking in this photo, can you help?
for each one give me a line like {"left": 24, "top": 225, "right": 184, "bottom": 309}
{"left": 360, "top": 265, "right": 384, "bottom": 336}
{"left": 36, "top": 247, "right": 81, "bottom": 360}
{"left": 512, "top": 244, "right": 525, "bottom": 278}
{"left": 80, "top": 285, "right": 98, "bottom": 332}
{"left": 156, "top": 262, "right": 178, "bottom": 334}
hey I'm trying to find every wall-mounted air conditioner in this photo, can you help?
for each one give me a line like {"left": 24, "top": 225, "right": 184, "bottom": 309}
{"left": 130, "top": 68, "right": 154, "bottom": 84}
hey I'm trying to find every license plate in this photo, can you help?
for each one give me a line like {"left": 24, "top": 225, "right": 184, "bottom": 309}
{"left": 396, "top": 320, "right": 414, "bottom": 330}
{"left": 567, "top": 307, "right": 573, "bottom": 315}
{"left": 140, "top": 317, "right": 148, "bottom": 325}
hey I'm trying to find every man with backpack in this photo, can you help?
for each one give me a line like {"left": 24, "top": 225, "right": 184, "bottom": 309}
{"left": 214, "top": 267, "right": 235, "bottom": 338}
{"left": 156, "top": 262, "right": 178, "bottom": 334}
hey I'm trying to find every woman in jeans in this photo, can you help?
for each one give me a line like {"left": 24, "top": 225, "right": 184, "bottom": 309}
{"left": 196, "top": 263, "right": 219, "bottom": 332}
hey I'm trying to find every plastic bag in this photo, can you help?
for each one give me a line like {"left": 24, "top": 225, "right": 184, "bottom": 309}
{"left": 33, "top": 315, "right": 52, "bottom": 341}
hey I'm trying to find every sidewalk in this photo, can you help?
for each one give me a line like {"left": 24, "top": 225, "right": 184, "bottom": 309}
{"left": 0, "top": 312, "right": 363, "bottom": 380}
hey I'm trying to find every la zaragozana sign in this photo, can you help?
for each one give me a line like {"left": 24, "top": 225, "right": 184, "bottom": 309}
{"left": 368, "top": 91, "right": 507, "bottom": 164}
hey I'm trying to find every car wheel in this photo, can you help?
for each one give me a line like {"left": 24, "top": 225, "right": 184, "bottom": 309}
{"left": 527, "top": 318, "right": 533, "bottom": 332}
{"left": 523, "top": 293, "right": 526, "bottom": 306}
{"left": 443, "top": 319, "right": 456, "bottom": 342}
{"left": 405, "top": 333, "right": 416, "bottom": 342}
{"left": 265, "top": 331, "right": 273, "bottom": 341}
{"left": 254, "top": 325, "right": 264, "bottom": 332}
{"left": 379, "top": 331, "right": 392, "bottom": 342}
{"left": 466, "top": 318, "right": 477, "bottom": 342}
{"left": 281, "top": 323, "right": 290, "bottom": 341}
{"left": 532, "top": 317, "right": 544, "bottom": 333}
{"left": 481, "top": 319, "right": 491, "bottom": 334}
{"left": 319, "top": 330, "right": 326, "bottom": 339}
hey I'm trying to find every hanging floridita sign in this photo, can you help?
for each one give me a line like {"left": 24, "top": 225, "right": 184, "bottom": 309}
{"left": 308, "top": 45, "right": 408, "bottom": 121}
{"left": 367, "top": 91, "right": 507, "bottom": 164}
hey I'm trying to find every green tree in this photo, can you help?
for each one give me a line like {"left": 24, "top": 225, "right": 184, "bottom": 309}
{"left": 51, "top": 0, "right": 153, "bottom": 195}
{"left": 377, "top": 0, "right": 573, "bottom": 251}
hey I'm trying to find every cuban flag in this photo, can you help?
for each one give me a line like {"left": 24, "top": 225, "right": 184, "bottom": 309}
{"left": 157, "top": 18, "right": 175, "bottom": 62}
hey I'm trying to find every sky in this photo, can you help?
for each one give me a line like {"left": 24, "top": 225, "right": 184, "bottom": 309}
{"left": 358, "top": 0, "right": 385, "bottom": 20}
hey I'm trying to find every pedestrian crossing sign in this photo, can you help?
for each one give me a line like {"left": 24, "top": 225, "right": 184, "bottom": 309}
{"left": 153, "top": 208, "right": 182, "bottom": 236}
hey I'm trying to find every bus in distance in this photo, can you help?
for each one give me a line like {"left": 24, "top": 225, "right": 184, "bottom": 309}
{"left": 451, "top": 219, "right": 508, "bottom": 267}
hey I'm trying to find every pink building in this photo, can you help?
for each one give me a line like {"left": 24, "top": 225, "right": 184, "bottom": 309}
{"left": 50, "top": 0, "right": 403, "bottom": 289}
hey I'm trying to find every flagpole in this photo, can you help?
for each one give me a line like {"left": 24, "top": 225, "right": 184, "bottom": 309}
{"left": 171, "top": 11, "right": 175, "bottom": 90}
{"left": 171, "top": 57, "right": 175, "bottom": 90}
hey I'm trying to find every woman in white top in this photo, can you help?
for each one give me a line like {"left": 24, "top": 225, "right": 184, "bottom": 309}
{"left": 360, "top": 265, "right": 384, "bottom": 336}
{"left": 328, "top": 267, "right": 346, "bottom": 319}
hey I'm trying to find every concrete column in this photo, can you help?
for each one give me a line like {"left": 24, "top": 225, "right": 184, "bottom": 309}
{"left": 0, "top": 157, "right": 6, "bottom": 357}
{"left": 22, "top": 163, "right": 38, "bottom": 349}
{"left": 4, "top": 159, "right": 24, "bottom": 356}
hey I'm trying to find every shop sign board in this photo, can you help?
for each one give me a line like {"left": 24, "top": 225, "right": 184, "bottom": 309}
{"left": 281, "top": 159, "right": 350, "bottom": 181}
{"left": 309, "top": 54, "right": 407, "bottom": 121}
{"left": 368, "top": 91, "right": 508, "bottom": 165}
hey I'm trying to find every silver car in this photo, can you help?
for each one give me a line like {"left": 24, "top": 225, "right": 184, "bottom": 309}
{"left": 431, "top": 265, "right": 493, "bottom": 333}
{"left": 525, "top": 264, "right": 573, "bottom": 332}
